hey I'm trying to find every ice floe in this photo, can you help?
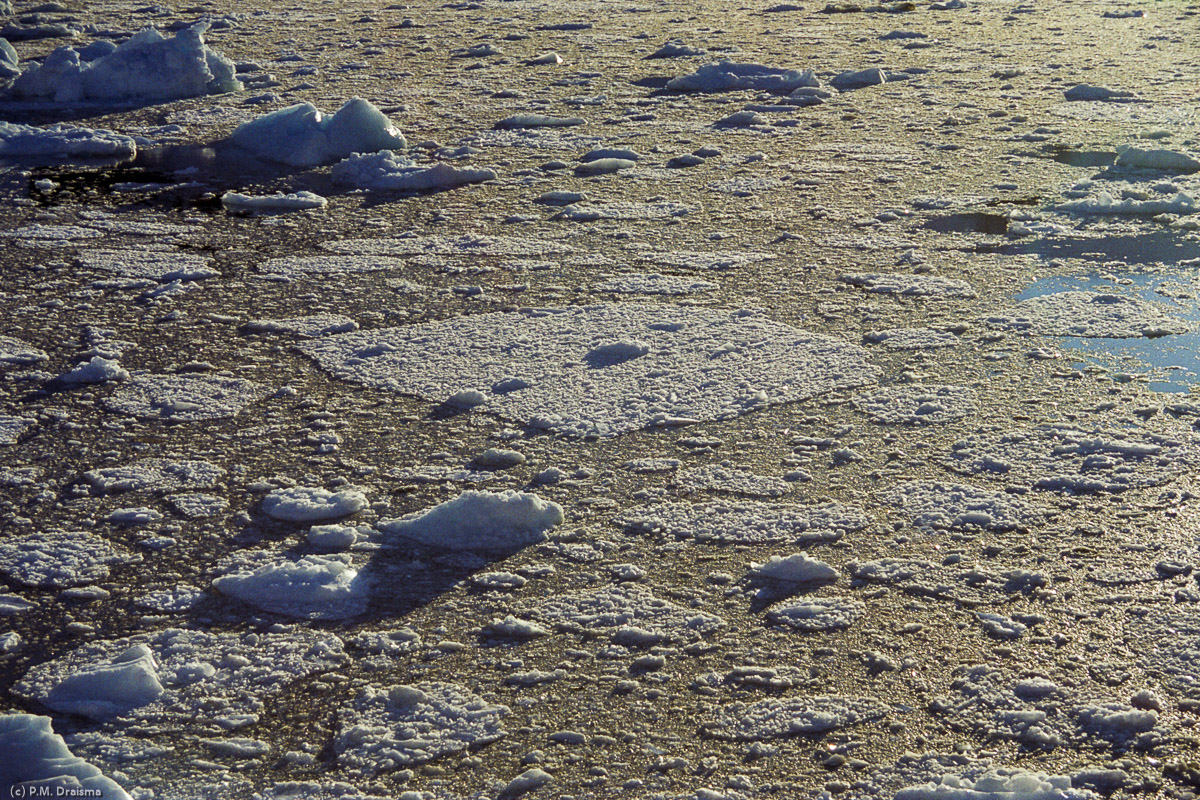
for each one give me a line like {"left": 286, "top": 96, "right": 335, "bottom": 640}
{"left": 766, "top": 597, "right": 864, "bottom": 631}
{"left": 853, "top": 384, "right": 977, "bottom": 425}
{"left": 229, "top": 98, "right": 405, "bottom": 167}
{"left": 0, "top": 334, "right": 48, "bottom": 364}
{"left": 221, "top": 190, "right": 328, "bottom": 213}
{"left": 335, "top": 682, "right": 509, "bottom": 774}
{"left": 42, "top": 644, "right": 163, "bottom": 719}
{"left": 666, "top": 61, "right": 818, "bottom": 94}
{"left": 243, "top": 313, "right": 358, "bottom": 338}
{"left": 0, "top": 531, "right": 132, "bottom": 588}
{"left": 704, "top": 695, "right": 888, "bottom": 740}
{"left": 675, "top": 465, "right": 791, "bottom": 497}
{"left": 103, "top": 373, "right": 270, "bottom": 421}
{"left": 83, "top": 458, "right": 223, "bottom": 493}
{"left": 617, "top": 501, "right": 869, "bottom": 545}
{"left": 842, "top": 272, "right": 976, "bottom": 298}
{"left": 323, "top": 234, "right": 573, "bottom": 257}
{"left": 527, "top": 584, "right": 724, "bottom": 644}
{"left": 882, "top": 481, "right": 1046, "bottom": 533}
{"left": 214, "top": 554, "right": 369, "bottom": 619}
{"left": 0, "top": 414, "right": 35, "bottom": 444}
{"left": 863, "top": 327, "right": 959, "bottom": 350}
{"left": 10, "top": 23, "right": 241, "bottom": 103}
{"left": 76, "top": 249, "right": 218, "bottom": 281}
{"left": 378, "top": 490, "right": 563, "bottom": 552}
{"left": 261, "top": 486, "right": 368, "bottom": 522}
{"left": 299, "top": 304, "right": 878, "bottom": 439}
{"left": 946, "top": 423, "right": 1200, "bottom": 492}
{"left": 984, "top": 291, "right": 1188, "bottom": 338}
{"left": 0, "top": 121, "right": 137, "bottom": 159}
{"left": 331, "top": 150, "right": 496, "bottom": 191}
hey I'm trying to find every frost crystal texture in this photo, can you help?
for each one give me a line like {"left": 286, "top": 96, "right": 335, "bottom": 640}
{"left": 299, "top": 304, "right": 878, "bottom": 438}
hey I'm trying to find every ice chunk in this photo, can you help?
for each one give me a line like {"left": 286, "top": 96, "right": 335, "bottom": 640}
{"left": 617, "top": 501, "right": 868, "bottom": 545}
{"left": 750, "top": 553, "right": 839, "bottom": 586}
{"left": 378, "top": 490, "right": 563, "bottom": 552}
{"left": 58, "top": 356, "right": 129, "bottom": 385}
{"left": 76, "top": 249, "right": 217, "bottom": 281}
{"left": 229, "top": 98, "right": 406, "bottom": 168}
{"left": 221, "top": 190, "right": 327, "bottom": 212}
{"left": 298, "top": 304, "right": 878, "bottom": 439}
{"left": 335, "top": 682, "right": 509, "bottom": 774}
{"left": 0, "top": 714, "right": 130, "bottom": 799}
{"left": 705, "top": 695, "right": 887, "bottom": 740}
{"left": 11, "top": 23, "right": 241, "bottom": 103}
{"left": 104, "top": 373, "right": 270, "bottom": 421}
{"left": 44, "top": 644, "right": 163, "bottom": 719}
{"left": 84, "top": 458, "right": 223, "bottom": 493}
{"left": 666, "top": 60, "right": 818, "bottom": 94}
{"left": 214, "top": 554, "right": 369, "bottom": 619}
{"left": 830, "top": 67, "right": 889, "bottom": 91}
{"left": 1113, "top": 146, "right": 1200, "bottom": 173}
{"left": 261, "top": 486, "right": 368, "bottom": 522}
{"left": 331, "top": 150, "right": 495, "bottom": 191}
{"left": 0, "top": 121, "right": 136, "bottom": 159}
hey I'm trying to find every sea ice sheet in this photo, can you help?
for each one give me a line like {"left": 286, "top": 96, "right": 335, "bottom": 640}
{"left": 299, "top": 304, "right": 878, "bottom": 439}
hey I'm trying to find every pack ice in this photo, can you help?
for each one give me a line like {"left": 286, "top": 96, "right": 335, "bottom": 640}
{"left": 298, "top": 304, "right": 878, "bottom": 438}
{"left": 230, "top": 99, "right": 407, "bottom": 167}
{"left": 9, "top": 23, "right": 241, "bottom": 103}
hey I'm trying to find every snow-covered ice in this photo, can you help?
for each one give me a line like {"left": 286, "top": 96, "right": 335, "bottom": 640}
{"left": 527, "top": 584, "right": 724, "bottom": 645}
{"left": 675, "top": 465, "right": 791, "bottom": 497}
{"left": 84, "top": 458, "right": 223, "bottom": 493}
{"left": 842, "top": 272, "right": 976, "bottom": 298}
{"left": 666, "top": 61, "right": 818, "bottom": 94}
{"left": 222, "top": 190, "right": 328, "bottom": 213}
{"left": 704, "top": 695, "right": 887, "bottom": 740}
{"left": 41, "top": 644, "right": 163, "bottom": 719}
{"left": 882, "top": 481, "right": 1046, "bottom": 533}
{"left": 767, "top": 597, "right": 864, "bottom": 632}
{"left": 984, "top": 291, "right": 1189, "bottom": 337}
{"left": 0, "top": 121, "right": 136, "bottom": 159}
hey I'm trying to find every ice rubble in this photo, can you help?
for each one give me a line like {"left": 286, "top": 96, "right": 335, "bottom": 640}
{"left": 335, "top": 683, "right": 510, "bottom": 774}
{"left": 842, "top": 272, "right": 977, "bottom": 298}
{"left": 10, "top": 23, "right": 241, "bottom": 103}
{"left": 214, "top": 554, "right": 370, "bottom": 619}
{"left": 945, "top": 423, "right": 1200, "bottom": 493}
{"left": 331, "top": 150, "right": 496, "bottom": 191}
{"left": 0, "top": 531, "right": 131, "bottom": 588}
{"left": 0, "top": 714, "right": 130, "bottom": 799}
{"left": 983, "top": 291, "right": 1189, "bottom": 338}
{"left": 378, "top": 490, "right": 563, "bottom": 551}
{"left": 1056, "top": 183, "right": 1198, "bottom": 215}
{"left": 528, "top": 584, "right": 725, "bottom": 645}
{"left": 299, "top": 304, "right": 878, "bottom": 439}
{"left": 261, "top": 486, "right": 368, "bottom": 522}
{"left": 59, "top": 356, "right": 129, "bottom": 385}
{"left": 639, "top": 249, "right": 774, "bottom": 271}
{"left": 0, "top": 121, "right": 137, "bottom": 159}
{"left": 16, "top": 628, "right": 348, "bottom": 729}
{"left": 853, "top": 384, "right": 977, "bottom": 425}
{"left": 103, "top": 373, "right": 270, "bottom": 421}
{"left": 675, "top": 465, "right": 791, "bottom": 497}
{"left": 704, "top": 695, "right": 888, "bottom": 740}
{"left": 616, "top": 501, "right": 869, "bottom": 545}
{"left": 228, "top": 98, "right": 405, "bottom": 167}
{"left": 767, "top": 597, "right": 864, "bottom": 631}
{"left": 665, "top": 61, "right": 819, "bottom": 93}
{"left": 882, "top": 481, "right": 1046, "bottom": 533}
{"left": 84, "top": 458, "right": 223, "bottom": 493}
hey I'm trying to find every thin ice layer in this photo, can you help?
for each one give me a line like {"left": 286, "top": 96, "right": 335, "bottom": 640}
{"left": 617, "top": 501, "right": 869, "bottom": 544}
{"left": 299, "top": 304, "right": 878, "bottom": 439}
{"left": 336, "top": 682, "right": 509, "bottom": 774}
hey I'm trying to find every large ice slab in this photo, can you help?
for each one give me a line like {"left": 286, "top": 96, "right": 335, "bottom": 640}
{"left": 299, "top": 304, "right": 878, "bottom": 439}
{"left": 0, "top": 121, "right": 136, "bottom": 159}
